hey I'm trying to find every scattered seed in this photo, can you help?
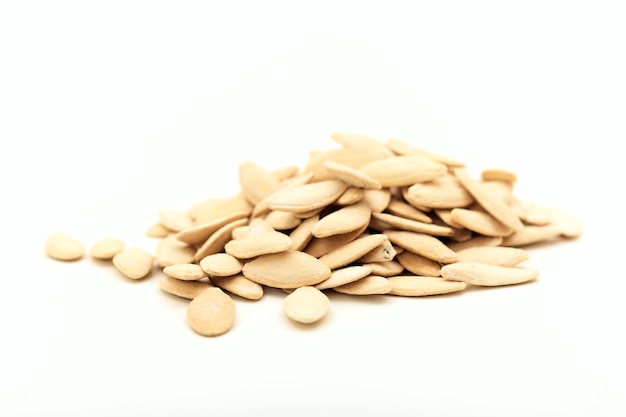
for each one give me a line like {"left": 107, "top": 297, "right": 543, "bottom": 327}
{"left": 283, "top": 286, "right": 330, "bottom": 324}
{"left": 187, "top": 287, "right": 236, "bottom": 337}
{"left": 45, "top": 233, "right": 85, "bottom": 261}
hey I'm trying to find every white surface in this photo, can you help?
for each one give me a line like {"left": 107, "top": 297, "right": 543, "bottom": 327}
{"left": 1, "top": 1, "right": 625, "bottom": 416}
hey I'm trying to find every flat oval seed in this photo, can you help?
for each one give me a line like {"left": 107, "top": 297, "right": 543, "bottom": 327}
{"left": 336, "top": 187, "right": 365, "bottom": 205}
{"left": 159, "top": 276, "right": 213, "bottom": 299}
{"left": 456, "top": 246, "right": 529, "bottom": 267}
{"left": 239, "top": 160, "right": 282, "bottom": 205}
{"left": 191, "top": 194, "right": 252, "bottom": 225}
{"left": 264, "top": 210, "right": 302, "bottom": 231}
{"left": 385, "top": 138, "right": 465, "bottom": 167}
{"left": 441, "top": 262, "right": 539, "bottom": 286}
{"left": 318, "top": 233, "right": 389, "bottom": 270}
{"left": 289, "top": 214, "right": 319, "bottom": 251}
{"left": 323, "top": 160, "right": 382, "bottom": 189}
{"left": 210, "top": 274, "right": 264, "bottom": 300}
{"left": 450, "top": 208, "right": 514, "bottom": 237}
{"left": 89, "top": 237, "right": 125, "bottom": 260}
{"left": 187, "top": 287, "right": 236, "bottom": 337}
{"left": 396, "top": 251, "right": 442, "bottom": 276}
{"left": 362, "top": 261, "right": 405, "bottom": 277}
{"left": 359, "top": 155, "right": 447, "bottom": 187}
{"left": 175, "top": 210, "right": 249, "bottom": 245}
{"left": 500, "top": 224, "right": 562, "bottom": 247}
{"left": 384, "top": 230, "right": 458, "bottom": 264}
{"left": 265, "top": 180, "right": 348, "bottom": 213}
{"left": 315, "top": 265, "right": 372, "bottom": 290}
{"left": 283, "top": 286, "right": 330, "bottom": 324}
{"left": 386, "top": 198, "right": 433, "bottom": 223}
{"left": 45, "top": 233, "right": 85, "bottom": 261}
{"left": 358, "top": 240, "right": 397, "bottom": 263}
{"left": 112, "top": 247, "right": 154, "bottom": 279}
{"left": 387, "top": 275, "right": 467, "bottom": 296}
{"left": 155, "top": 235, "right": 195, "bottom": 267}
{"left": 362, "top": 189, "right": 391, "bottom": 213}
{"left": 163, "top": 263, "right": 207, "bottom": 281}
{"left": 193, "top": 218, "right": 249, "bottom": 261}
{"left": 447, "top": 236, "right": 504, "bottom": 252}
{"left": 224, "top": 230, "right": 293, "bottom": 259}
{"left": 242, "top": 250, "right": 331, "bottom": 289}
{"left": 312, "top": 201, "right": 371, "bottom": 238}
{"left": 146, "top": 223, "right": 171, "bottom": 238}
{"left": 481, "top": 168, "right": 518, "bottom": 183}
{"left": 199, "top": 253, "right": 243, "bottom": 277}
{"left": 405, "top": 175, "right": 474, "bottom": 209}
{"left": 333, "top": 275, "right": 392, "bottom": 295}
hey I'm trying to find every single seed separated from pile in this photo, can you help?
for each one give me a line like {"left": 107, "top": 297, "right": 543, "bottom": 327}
{"left": 45, "top": 233, "right": 85, "bottom": 261}
{"left": 283, "top": 286, "right": 330, "bottom": 324}
{"left": 187, "top": 287, "right": 236, "bottom": 337}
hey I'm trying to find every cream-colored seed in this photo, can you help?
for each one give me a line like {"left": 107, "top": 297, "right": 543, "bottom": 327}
{"left": 155, "top": 235, "right": 195, "bottom": 268}
{"left": 396, "top": 251, "right": 442, "bottom": 277}
{"left": 304, "top": 225, "right": 368, "bottom": 258}
{"left": 481, "top": 168, "right": 517, "bottom": 183}
{"left": 163, "top": 263, "right": 207, "bottom": 281}
{"left": 312, "top": 201, "right": 371, "bottom": 238}
{"left": 362, "top": 188, "right": 391, "bottom": 213}
{"left": 224, "top": 230, "right": 293, "bottom": 259}
{"left": 362, "top": 260, "right": 405, "bottom": 277}
{"left": 146, "top": 223, "right": 171, "bottom": 238}
{"left": 455, "top": 246, "right": 529, "bottom": 267}
{"left": 441, "top": 262, "right": 539, "bottom": 286}
{"left": 359, "top": 155, "right": 447, "bottom": 187}
{"left": 405, "top": 175, "right": 474, "bottom": 209}
{"left": 159, "top": 276, "right": 213, "bottom": 299}
{"left": 193, "top": 218, "right": 249, "bottom": 261}
{"left": 333, "top": 275, "right": 392, "bottom": 295}
{"left": 175, "top": 210, "right": 249, "bottom": 245}
{"left": 282, "top": 286, "right": 330, "bottom": 324}
{"left": 289, "top": 214, "right": 319, "bottom": 251}
{"left": 89, "top": 237, "right": 125, "bottom": 260}
{"left": 450, "top": 208, "right": 514, "bottom": 237}
{"left": 315, "top": 265, "right": 372, "bottom": 290}
{"left": 264, "top": 210, "right": 302, "bottom": 231}
{"left": 371, "top": 212, "right": 454, "bottom": 237}
{"left": 199, "top": 253, "right": 243, "bottom": 277}
{"left": 239, "top": 161, "right": 282, "bottom": 205}
{"left": 209, "top": 274, "right": 264, "bottom": 300}
{"left": 323, "top": 160, "right": 383, "bottom": 189}
{"left": 265, "top": 180, "right": 348, "bottom": 213}
{"left": 159, "top": 209, "right": 194, "bottom": 233}
{"left": 187, "top": 287, "right": 236, "bottom": 337}
{"left": 336, "top": 187, "right": 365, "bottom": 205}
{"left": 45, "top": 233, "right": 85, "bottom": 261}
{"left": 386, "top": 198, "right": 432, "bottom": 223}
{"left": 358, "top": 239, "right": 397, "bottom": 263}
{"left": 112, "top": 247, "right": 154, "bottom": 279}
{"left": 242, "top": 250, "right": 331, "bottom": 289}
{"left": 318, "top": 233, "right": 389, "bottom": 270}
{"left": 384, "top": 230, "right": 458, "bottom": 264}
{"left": 387, "top": 275, "right": 467, "bottom": 296}
{"left": 385, "top": 138, "right": 465, "bottom": 167}
{"left": 501, "top": 224, "right": 562, "bottom": 247}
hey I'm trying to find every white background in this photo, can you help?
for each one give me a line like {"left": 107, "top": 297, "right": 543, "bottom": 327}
{"left": 1, "top": 1, "right": 624, "bottom": 416}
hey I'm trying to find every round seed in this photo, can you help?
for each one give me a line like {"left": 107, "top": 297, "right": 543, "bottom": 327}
{"left": 282, "top": 286, "right": 330, "bottom": 324}
{"left": 112, "top": 247, "right": 154, "bottom": 279}
{"left": 199, "top": 253, "right": 243, "bottom": 277}
{"left": 187, "top": 287, "right": 236, "bottom": 337}
{"left": 89, "top": 237, "right": 125, "bottom": 260}
{"left": 45, "top": 233, "right": 85, "bottom": 261}
{"left": 163, "top": 263, "right": 207, "bottom": 281}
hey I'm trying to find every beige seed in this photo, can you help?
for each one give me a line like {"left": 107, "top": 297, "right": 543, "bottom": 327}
{"left": 323, "top": 160, "right": 382, "bottom": 189}
{"left": 500, "top": 224, "right": 562, "bottom": 247}
{"left": 289, "top": 214, "right": 319, "bottom": 251}
{"left": 336, "top": 187, "right": 365, "bottom": 206}
{"left": 405, "top": 175, "right": 474, "bottom": 209}
{"left": 331, "top": 131, "right": 388, "bottom": 151}
{"left": 362, "top": 260, "right": 405, "bottom": 277}
{"left": 453, "top": 168, "right": 524, "bottom": 232}
{"left": 441, "top": 262, "right": 539, "bottom": 286}
{"left": 209, "top": 273, "right": 264, "bottom": 300}
{"left": 384, "top": 230, "right": 458, "bottom": 264}
{"left": 304, "top": 224, "right": 368, "bottom": 258}
{"left": 312, "top": 201, "right": 371, "bottom": 238}
{"left": 318, "top": 233, "right": 389, "bottom": 270}
{"left": 112, "top": 247, "right": 154, "bottom": 279}
{"left": 44, "top": 232, "right": 85, "bottom": 261}
{"left": 385, "top": 138, "right": 465, "bottom": 167}
{"left": 146, "top": 223, "right": 171, "bottom": 238}
{"left": 194, "top": 218, "right": 249, "bottom": 261}
{"left": 304, "top": 147, "right": 392, "bottom": 181}
{"left": 456, "top": 246, "right": 529, "bottom": 267}
{"left": 187, "top": 287, "right": 236, "bottom": 337}
{"left": 224, "top": 230, "right": 293, "bottom": 259}
{"left": 159, "top": 209, "right": 194, "bottom": 233}
{"left": 264, "top": 210, "right": 302, "bottom": 231}
{"left": 199, "top": 253, "right": 243, "bottom": 277}
{"left": 175, "top": 210, "right": 249, "bottom": 245}
{"left": 447, "top": 236, "right": 504, "bottom": 252}
{"left": 358, "top": 239, "right": 397, "bottom": 263}
{"left": 387, "top": 275, "right": 467, "bottom": 296}
{"left": 513, "top": 200, "right": 552, "bottom": 226}
{"left": 159, "top": 276, "right": 213, "bottom": 299}
{"left": 433, "top": 208, "right": 464, "bottom": 228}
{"left": 358, "top": 155, "right": 447, "bottom": 187}
{"left": 265, "top": 179, "right": 348, "bottom": 213}
{"left": 245, "top": 218, "right": 275, "bottom": 236}
{"left": 481, "top": 168, "right": 518, "bottom": 183}
{"left": 252, "top": 172, "right": 316, "bottom": 218}
{"left": 282, "top": 286, "right": 330, "bottom": 324}
{"left": 396, "top": 251, "right": 442, "bottom": 277}
{"left": 242, "top": 250, "right": 331, "bottom": 289}
{"left": 371, "top": 212, "right": 454, "bottom": 237}
{"left": 155, "top": 235, "right": 195, "bottom": 268}
{"left": 191, "top": 194, "right": 252, "bottom": 226}
{"left": 163, "top": 263, "right": 207, "bottom": 281}
{"left": 386, "top": 198, "right": 433, "bottom": 223}
{"left": 333, "top": 275, "right": 392, "bottom": 295}
{"left": 239, "top": 160, "right": 282, "bottom": 205}
{"left": 89, "top": 237, "right": 125, "bottom": 260}
{"left": 271, "top": 165, "right": 301, "bottom": 182}
{"left": 539, "top": 206, "right": 583, "bottom": 238}
{"left": 315, "top": 265, "right": 373, "bottom": 290}
{"left": 362, "top": 188, "right": 391, "bottom": 213}
{"left": 450, "top": 208, "right": 514, "bottom": 237}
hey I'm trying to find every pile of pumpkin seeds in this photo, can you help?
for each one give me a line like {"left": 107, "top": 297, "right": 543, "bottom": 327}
{"left": 44, "top": 133, "right": 582, "bottom": 336}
